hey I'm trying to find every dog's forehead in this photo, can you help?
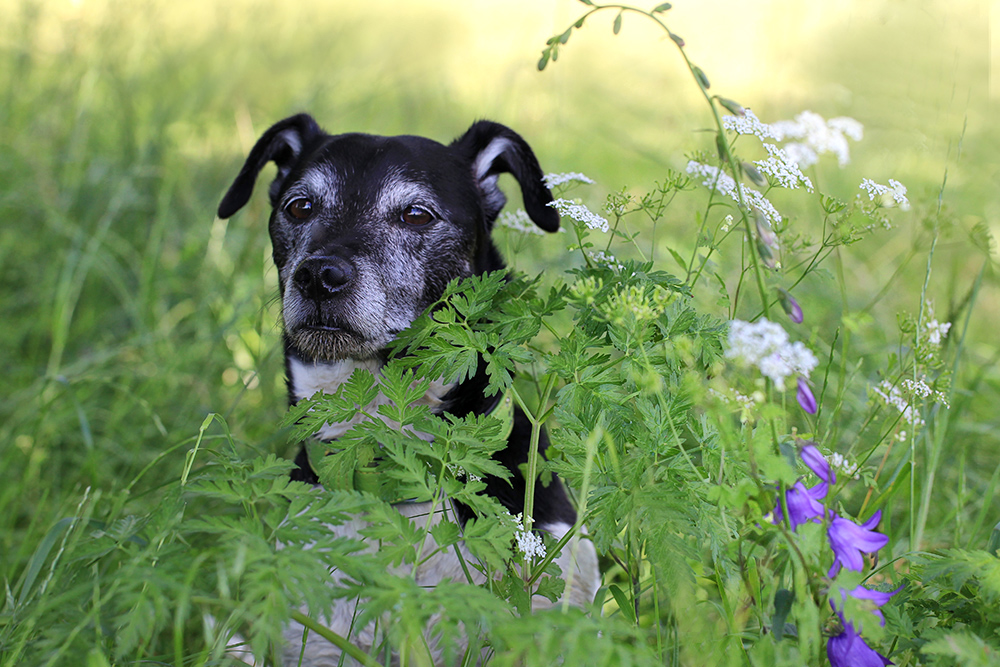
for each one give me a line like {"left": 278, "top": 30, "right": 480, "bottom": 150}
{"left": 312, "top": 133, "right": 469, "bottom": 185}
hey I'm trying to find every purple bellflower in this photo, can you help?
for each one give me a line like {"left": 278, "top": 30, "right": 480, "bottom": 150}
{"left": 800, "top": 442, "right": 835, "bottom": 484}
{"left": 828, "top": 510, "right": 890, "bottom": 577}
{"left": 774, "top": 481, "right": 828, "bottom": 531}
{"left": 797, "top": 376, "right": 817, "bottom": 414}
{"left": 837, "top": 584, "right": 904, "bottom": 626}
{"left": 827, "top": 620, "right": 893, "bottom": 667}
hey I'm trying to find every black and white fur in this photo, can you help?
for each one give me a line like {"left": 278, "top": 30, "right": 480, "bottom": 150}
{"left": 217, "top": 114, "right": 600, "bottom": 664}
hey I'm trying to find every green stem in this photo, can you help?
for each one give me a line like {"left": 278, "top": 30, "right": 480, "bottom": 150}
{"left": 290, "top": 610, "right": 381, "bottom": 667}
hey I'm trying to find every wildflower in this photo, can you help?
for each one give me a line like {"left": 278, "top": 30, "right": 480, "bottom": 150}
{"left": 900, "top": 378, "right": 932, "bottom": 399}
{"left": 719, "top": 214, "right": 734, "bottom": 233}
{"left": 859, "top": 178, "right": 910, "bottom": 211}
{"left": 721, "top": 108, "right": 780, "bottom": 141}
{"left": 601, "top": 284, "right": 671, "bottom": 325}
{"left": 515, "top": 530, "right": 546, "bottom": 560}
{"left": 774, "top": 481, "right": 828, "bottom": 531}
{"left": 755, "top": 143, "right": 814, "bottom": 191}
{"left": 800, "top": 442, "right": 834, "bottom": 483}
{"left": 870, "top": 380, "right": 923, "bottom": 428}
{"left": 543, "top": 172, "right": 595, "bottom": 188}
{"left": 548, "top": 198, "right": 609, "bottom": 232}
{"left": 924, "top": 319, "right": 951, "bottom": 346}
{"left": 498, "top": 209, "right": 547, "bottom": 236}
{"left": 837, "top": 584, "right": 904, "bottom": 626}
{"left": 509, "top": 513, "right": 546, "bottom": 560}
{"left": 829, "top": 452, "right": 860, "bottom": 480}
{"left": 587, "top": 250, "right": 625, "bottom": 272}
{"left": 777, "top": 288, "right": 803, "bottom": 324}
{"left": 797, "top": 377, "right": 817, "bottom": 414}
{"left": 448, "top": 464, "right": 482, "bottom": 483}
{"left": 726, "top": 319, "right": 818, "bottom": 390}
{"left": 686, "top": 160, "right": 783, "bottom": 224}
{"left": 710, "top": 386, "right": 756, "bottom": 422}
{"left": 771, "top": 111, "right": 864, "bottom": 168}
{"left": 827, "top": 620, "right": 893, "bottom": 667}
{"left": 828, "top": 510, "right": 889, "bottom": 577}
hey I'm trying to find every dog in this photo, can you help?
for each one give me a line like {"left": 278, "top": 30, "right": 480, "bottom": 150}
{"left": 217, "top": 114, "right": 600, "bottom": 664}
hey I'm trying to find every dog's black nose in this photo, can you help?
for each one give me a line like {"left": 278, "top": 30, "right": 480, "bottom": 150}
{"left": 292, "top": 256, "right": 354, "bottom": 301}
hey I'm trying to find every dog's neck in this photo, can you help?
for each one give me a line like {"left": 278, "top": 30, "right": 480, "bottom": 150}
{"left": 286, "top": 354, "right": 458, "bottom": 442}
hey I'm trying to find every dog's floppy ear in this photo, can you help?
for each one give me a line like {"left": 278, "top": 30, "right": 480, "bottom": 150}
{"left": 217, "top": 113, "right": 325, "bottom": 219}
{"left": 451, "top": 121, "right": 559, "bottom": 233}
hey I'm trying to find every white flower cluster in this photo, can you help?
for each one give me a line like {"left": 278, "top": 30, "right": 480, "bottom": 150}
{"left": 902, "top": 378, "right": 949, "bottom": 407}
{"left": 723, "top": 109, "right": 863, "bottom": 168}
{"left": 771, "top": 111, "right": 863, "bottom": 168}
{"left": 588, "top": 250, "right": 625, "bottom": 272}
{"left": 859, "top": 178, "right": 910, "bottom": 211}
{"left": 448, "top": 464, "right": 482, "bottom": 483}
{"left": 719, "top": 214, "right": 734, "bottom": 233}
{"left": 828, "top": 452, "right": 861, "bottom": 480}
{"left": 509, "top": 513, "right": 546, "bottom": 560}
{"left": 686, "top": 161, "right": 782, "bottom": 224}
{"left": 543, "top": 172, "right": 595, "bottom": 188}
{"left": 870, "top": 380, "right": 923, "bottom": 428}
{"left": 756, "top": 143, "right": 814, "bottom": 191}
{"left": 548, "top": 198, "right": 610, "bottom": 233}
{"left": 725, "top": 319, "right": 818, "bottom": 390}
{"left": 709, "top": 386, "right": 757, "bottom": 423}
{"left": 870, "top": 377, "right": 948, "bottom": 428}
{"left": 924, "top": 319, "right": 951, "bottom": 346}
{"left": 722, "top": 109, "right": 779, "bottom": 141}
{"left": 497, "top": 209, "right": 547, "bottom": 236}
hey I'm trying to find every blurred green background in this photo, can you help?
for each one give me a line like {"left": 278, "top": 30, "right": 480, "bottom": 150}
{"left": 1, "top": 0, "right": 996, "bottom": 574}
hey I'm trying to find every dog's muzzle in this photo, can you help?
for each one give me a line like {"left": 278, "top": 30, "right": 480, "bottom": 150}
{"left": 292, "top": 255, "right": 355, "bottom": 305}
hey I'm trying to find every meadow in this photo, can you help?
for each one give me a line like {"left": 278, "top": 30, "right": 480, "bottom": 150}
{"left": 1, "top": 0, "right": 998, "bottom": 665}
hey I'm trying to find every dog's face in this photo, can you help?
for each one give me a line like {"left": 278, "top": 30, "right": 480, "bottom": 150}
{"left": 218, "top": 115, "right": 559, "bottom": 362}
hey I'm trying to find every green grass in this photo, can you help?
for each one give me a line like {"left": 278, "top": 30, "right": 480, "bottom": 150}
{"left": 1, "top": 1, "right": 998, "bottom": 665}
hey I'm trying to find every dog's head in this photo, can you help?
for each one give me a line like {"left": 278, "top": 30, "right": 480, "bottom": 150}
{"left": 218, "top": 114, "right": 559, "bottom": 362}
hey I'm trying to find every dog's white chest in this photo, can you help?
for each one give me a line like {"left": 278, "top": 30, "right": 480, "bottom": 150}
{"left": 288, "top": 357, "right": 455, "bottom": 440}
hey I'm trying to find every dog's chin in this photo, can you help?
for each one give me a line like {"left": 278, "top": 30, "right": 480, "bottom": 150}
{"left": 286, "top": 325, "right": 387, "bottom": 362}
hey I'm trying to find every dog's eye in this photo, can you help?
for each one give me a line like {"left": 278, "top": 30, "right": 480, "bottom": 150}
{"left": 285, "top": 197, "right": 314, "bottom": 220}
{"left": 400, "top": 205, "right": 434, "bottom": 226}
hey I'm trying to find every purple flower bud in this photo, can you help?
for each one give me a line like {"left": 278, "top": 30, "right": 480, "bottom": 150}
{"left": 797, "top": 377, "right": 817, "bottom": 414}
{"left": 800, "top": 442, "right": 834, "bottom": 484}
{"left": 777, "top": 288, "right": 804, "bottom": 324}
{"left": 828, "top": 510, "right": 890, "bottom": 577}
{"left": 827, "top": 620, "right": 893, "bottom": 667}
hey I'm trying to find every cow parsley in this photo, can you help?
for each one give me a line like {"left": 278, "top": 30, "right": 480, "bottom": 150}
{"left": 686, "top": 160, "right": 782, "bottom": 224}
{"left": 498, "top": 209, "right": 547, "bottom": 235}
{"left": 543, "top": 172, "right": 595, "bottom": 188}
{"left": 859, "top": 178, "right": 910, "bottom": 210}
{"left": 726, "top": 319, "right": 818, "bottom": 390}
{"left": 548, "top": 198, "right": 610, "bottom": 232}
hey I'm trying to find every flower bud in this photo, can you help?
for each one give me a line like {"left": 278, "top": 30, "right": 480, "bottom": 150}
{"left": 756, "top": 238, "right": 777, "bottom": 269}
{"left": 754, "top": 210, "right": 778, "bottom": 249}
{"left": 743, "top": 162, "right": 766, "bottom": 188}
{"left": 797, "top": 377, "right": 817, "bottom": 414}
{"left": 777, "top": 288, "right": 803, "bottom": 324}
{"left": 717, "top": 97, "right": 745, "bottom": 117}
{"left": 693, "top": 65, "right": 710, "bottom": 90}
